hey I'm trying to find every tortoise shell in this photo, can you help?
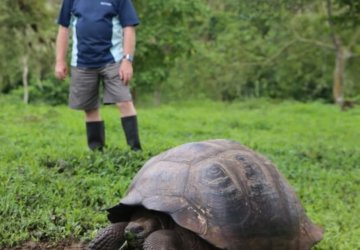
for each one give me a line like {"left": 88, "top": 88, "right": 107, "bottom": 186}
{"left": 108, "top": 139, "right": 323, "bottom": 249}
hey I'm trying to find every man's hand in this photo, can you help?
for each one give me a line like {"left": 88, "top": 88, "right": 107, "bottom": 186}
{"left": 55, "top": 61, "right": 68, "bottom": 80}
{"left": 119, "top": 60, "right": 133, "bottom": 85}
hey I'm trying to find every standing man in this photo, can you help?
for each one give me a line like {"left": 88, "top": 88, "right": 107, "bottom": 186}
{"left": 55, "top": 0, "right": 141, "bottom": 151}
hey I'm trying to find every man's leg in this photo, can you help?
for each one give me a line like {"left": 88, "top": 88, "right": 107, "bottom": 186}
{"left": 117, "top": 101, "right": 142, "bottom": 151}
{"left": 69, "top": 67, "right": 104, "bottom": 151}
{"left": 85, "top": 108, "right": 105, "bottom": 151}
{"left": 101, "top": 63, "right": 142, "bottom": 151}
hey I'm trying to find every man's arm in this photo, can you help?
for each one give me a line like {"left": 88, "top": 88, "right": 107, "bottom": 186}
{"left": 119, "top": 26, "right": 136, "bottom": 85}
{"left": 55, "top": 26, "right": 69, "bottom": 80}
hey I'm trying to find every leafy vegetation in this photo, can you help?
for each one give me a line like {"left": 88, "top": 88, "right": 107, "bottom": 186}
{"left": 0, "top": 0, "right": 359, "bottom": 104}
{"left": 0, "top": 97, "right": 359, "bottom": 249}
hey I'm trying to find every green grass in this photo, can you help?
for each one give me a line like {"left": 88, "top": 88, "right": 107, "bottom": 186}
{"left": 0, "top": 97, "right": 359, "bottom": 249}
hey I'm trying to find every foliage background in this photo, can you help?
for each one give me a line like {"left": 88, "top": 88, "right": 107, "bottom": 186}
{"left": 0, "top": 0, "right": 359, "bottom": 104}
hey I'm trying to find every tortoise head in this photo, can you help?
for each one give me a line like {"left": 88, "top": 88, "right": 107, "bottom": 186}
{"left": 124, "top": 208, "right": 173, "bottom": 248}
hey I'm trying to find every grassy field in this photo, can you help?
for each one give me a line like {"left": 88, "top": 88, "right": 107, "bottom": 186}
{"left": 0, "top": 97, "right": 359, "bottom": 249}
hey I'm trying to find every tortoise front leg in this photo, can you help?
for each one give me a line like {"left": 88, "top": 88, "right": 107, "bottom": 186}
{"left": 143, "top": 228, "right": 218, "bottom": 250}
{"left": 143, "top": 229, "right": 182, "bottom": 250}
{"left": 87, "top": 222, "right": 128, "bottom": 250}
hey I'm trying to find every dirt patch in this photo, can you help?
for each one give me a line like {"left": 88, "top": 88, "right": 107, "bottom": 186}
{"left": 3, "top": 241, "right": 86, "bottom": 250}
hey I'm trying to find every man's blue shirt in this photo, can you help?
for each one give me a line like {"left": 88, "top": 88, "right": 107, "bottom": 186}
{"left": 58, "top": 0, "right": 139, "bottom": 68}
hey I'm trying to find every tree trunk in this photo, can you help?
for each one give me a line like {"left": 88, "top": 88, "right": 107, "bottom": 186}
{"left": 22, "top": 56, "right": 29, "bottom": 104}
{"left": 326, "top": 0, "right": 346, "bottom": 107}
{"left": 154, "top": 89, "right": 161, "bottom": 105}
{"left": 332, "top": 36, "right": 345, "bottom": 106}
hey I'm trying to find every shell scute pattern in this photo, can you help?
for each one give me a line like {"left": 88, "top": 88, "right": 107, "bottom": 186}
{"left": 108, "top": 139, "right": 323, "bottom": 249}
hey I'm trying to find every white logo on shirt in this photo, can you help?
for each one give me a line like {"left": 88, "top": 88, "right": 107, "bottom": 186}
{"left": 100, "top": 2, "right": 112, "bottom": 6}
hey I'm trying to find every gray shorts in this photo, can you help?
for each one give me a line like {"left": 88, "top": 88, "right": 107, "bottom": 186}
{"left": 69, "top": 63, "right": 132, "bottom": 110}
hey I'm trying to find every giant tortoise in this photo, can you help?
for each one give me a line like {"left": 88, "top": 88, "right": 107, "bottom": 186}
{"left": 87, "top": 139, "right": 323, "bottom": 250}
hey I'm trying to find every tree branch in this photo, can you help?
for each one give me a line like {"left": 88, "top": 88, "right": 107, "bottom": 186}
{"left": 348, "top": 27, "right": 360, "bottom": 50}
{"left": 290, "top": 17, "right": 333, "bottom": 50}
{"left": 262, "top": 39, "right": 298, "bottom": 64}
{"left": 294, "top": 35, "right": 334, "bottom": 50}
{"left": 238, "top": 39, "right": 298, "bottom": 66}
{"left": 325, "top": 0, "right": 343, "bottom": 52}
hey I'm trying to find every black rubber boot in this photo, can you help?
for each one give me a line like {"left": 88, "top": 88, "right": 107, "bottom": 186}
{"left": 86, "top": 121, "right": 105, "bottom": 151}
{"left": 121, "top": 115, "right": 142, "bottom": 151}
